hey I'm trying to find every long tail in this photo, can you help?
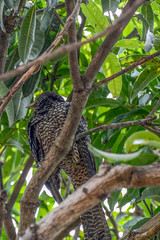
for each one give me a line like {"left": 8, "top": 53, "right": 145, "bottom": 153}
{"left": 81, "top": 203, "right": 111, "bottom": 240}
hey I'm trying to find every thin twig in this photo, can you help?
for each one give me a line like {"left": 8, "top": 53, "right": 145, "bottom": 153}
{"left": 103, "top": 204, "right": 119, "bottom": 239}
{"left": 147, "top": 99, "right": 160, "bottom": 118}
{"left": 76, "top": 116, "right": 158, "bottom": 140}
{"left": 93, "top": 51, "right": 160, "bottom": 88}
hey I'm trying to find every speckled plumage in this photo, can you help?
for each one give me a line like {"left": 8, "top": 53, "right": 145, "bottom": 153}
{"left": 27, "top": 91, "right": 111, "bottom": 240}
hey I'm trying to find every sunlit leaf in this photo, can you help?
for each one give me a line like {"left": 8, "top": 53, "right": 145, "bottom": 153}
{"left": 102, "top": 53, "right": 122, "bottom": 97}
{"left": 131, "top": 65, "right": 160, "bottom": 101}
{"left": 88, "top": 144, "right": 143, "bottom": 162}
{"left": 124, "top": 131, "right": 160, "bottom": 153}
{"left": 7, "top": 139, "right": 24, "bottom": 153}
{"left": 81, "top": 0, "right": 110, "bottom": 33}
{"left": 115, "top": 39, "right": 145, "bottom": 49}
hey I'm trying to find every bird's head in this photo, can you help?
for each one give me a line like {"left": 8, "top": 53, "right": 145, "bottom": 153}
{"left": 27, "top": 91, "right": 65, "bottom": 109}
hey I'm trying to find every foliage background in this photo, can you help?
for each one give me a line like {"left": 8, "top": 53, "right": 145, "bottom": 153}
{"left": 0, "top": 0, "right": 160, "bottom": 239}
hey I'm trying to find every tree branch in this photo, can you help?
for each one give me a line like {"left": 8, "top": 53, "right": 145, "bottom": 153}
{"left": 76, "top": 116, "right": 158, "bottom": 140}
{"left": 94, "top": 51, "right": 160, "bottom": 88}
{"left": 0, "top": 190, "right": 7, "bottom": 239}
{"left": 66, "top": 0, "right": 82, "bottom": 91}
{"left": 127, "top": 212, "right": 160, "bottom": 240}
{"left": 18, "top": 0, "right": 147, "bottom": 236}
{"left": 20, "top": 162, "right": 160, "bottom": 240}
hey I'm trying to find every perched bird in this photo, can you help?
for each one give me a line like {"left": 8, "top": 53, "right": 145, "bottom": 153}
{"left": 27, "top": 91, "right": 111, "bottom": 240}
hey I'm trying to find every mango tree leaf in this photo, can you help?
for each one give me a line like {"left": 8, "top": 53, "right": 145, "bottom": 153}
{"left": 22, "top": 70, "right": 41, "bottom": 97}
{"left": 123, "top": 217, "right": 144, "bottom": 230}
{"left": 15, "top": 93, "right": 33, "bottom": 121}
{"left": 123, "top": 20, "right": 135, "bottom": 37}
{"left": 137, "top": 187, "right": 160, "bottom": 202}
{"left": 18, "top": 4, "right": 36, "bottom": 63}
{"left": 124, "top": 131, "right": 160, "bottom": 153}
{"left": 4, "top": 0, "right": 14, "bottom": 8}
{"left": 141, "top": 3, "right": 154, "bottom": 33}
{"left": 81, "top": 0, "right": 110, "bottom": 33}
{"left": 131, "top": 218, "right": 151, "bottom": 231}
{"left": 0, "top": 1, "right": 5, "bottom": 32}
{"left": 0, "top": 82, "right": 14, "bottom": 126}
{"left": 115, "top": 39, "right": 145, "bottom": 49}
{"left": 29, "top": 19, "right": 45, "bottom": 60}
{"left": 88, "top": 144, "right": 143, "bottom": 162}
{"left": 5, "top": 48, "right": 19, "bottom": 72}
{"left": 102, "top": 53, "right": 122, "bottom": 97}
{"left": 136, "top": 13, "right": 149, "bottom": 41}
{"left": 7, "top": 139, "right": 24, "bottom": 153}
{"left": 86, "top": 97, "right": 121, "bottom": 108}
{"left": 40, "top": 4, "right": 55, "bottom": 32}
{"left": 131, "top": 65, "right": 160, "bottom": 101}
{"left": 101, "top": 0, "right": 120, "bottom": 14}
{"left": 108, "top": 190, "right": 121, "bottom": 211}
{"left": 12, "top": 88, "right": 23, "bottom": 120}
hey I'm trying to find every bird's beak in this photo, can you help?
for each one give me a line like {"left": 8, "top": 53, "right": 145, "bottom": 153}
{"left": 26, "top": 102, "right": 36, "bottom": 108}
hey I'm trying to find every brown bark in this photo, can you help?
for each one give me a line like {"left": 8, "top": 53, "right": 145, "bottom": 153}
{"left": 20, "top": 163, "right": 160, "bottom": 240}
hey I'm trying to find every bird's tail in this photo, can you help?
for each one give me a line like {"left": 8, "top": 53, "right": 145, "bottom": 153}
{"left": 81, "top": 203, "right": 111, "bottom": 240}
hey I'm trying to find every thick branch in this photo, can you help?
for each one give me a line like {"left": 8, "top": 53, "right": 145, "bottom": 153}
{"left": 0, "top": 190, "right": 7, "bottom": 238}
{"left": 127, "top": 212, "right": 160, "bottom": 240}
{"left": 19, "top": 0, "right": 147, "bottom": 235}
{"left": 21, "top": 163, "right": 160, "bottom": 240}
{"left": 0, "top": 29, "right": 10, "bottom": 74}
{"left": 66, "top": 0, "right": 82, "bottom": 90}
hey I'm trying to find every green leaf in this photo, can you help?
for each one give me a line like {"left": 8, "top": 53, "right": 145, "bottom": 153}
{"left": 4, "top": 0, "right": 14, "bottom": 8}
{"left": 13, "top": 88, "right": 23, "bottom": 120}
{"left": 123, "top": 217, "right": 144, "bottom": 230}
{"left": 18, "top": 4, "right": 36, "bottom": 63}
{"left": 29, "top": 19, "right": 45, "bottom": 60}
{"left": 40, "top": 5, "right": 55, "bottom": 32}
{"left": 88, "top": 144, "right": 143, "bottom": 162}
{"left": 0, "top": 0, "right": 5, "bottom": 32}
{"left": 102, "top": 53, "right": 122, "bottom": 97}
{"left": 115, "top": 39, "right": 145, "bottom": 49}
{"left": 131, "top": 65, "right": 160, "bottom": 101}
{"left": 101, "top": 0, "right": 120, "bottom": 14}
{"left": 137, "top": 187, "right": 160, "bottom": 202}
{"left": 136, "top": 13, "right": 149, "bottom": 41}
{"left": 141, "top": 3, "right": 154, "bottom": 33}
{"left": 132, "top": 218, "right": 151, "bottom": 231}
{"left": 124, "top": 131, "right": 160, "bottom": 153}
{"left": 5, "top": 48, "right": 19, "bottom": 72}
{"left": 15, "top": 93, "right": 33, "bottom": 121}
{"left": 0, "top": 82, "right": 14, "bottom": 126}
{"left": 86, "top": 97, "right": 121, "bottom": 108}
{"left": 108, "top": 190, "right": 121, "bottom": 211}
{"left": 81, "top": 0, "right": 110, "bottom": 33}
{"left": 22, "top": 70, "right": 41, "bottom": 97}
{"left": 7, "top": 139, "right": 24, "bottom": 153}
{"left": 123, "top": 20, "right": 135, "bottom": 37}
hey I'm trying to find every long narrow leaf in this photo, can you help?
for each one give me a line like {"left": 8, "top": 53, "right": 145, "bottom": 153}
{"left": 18, "top": 5, "right": 36, "bottom": 63}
